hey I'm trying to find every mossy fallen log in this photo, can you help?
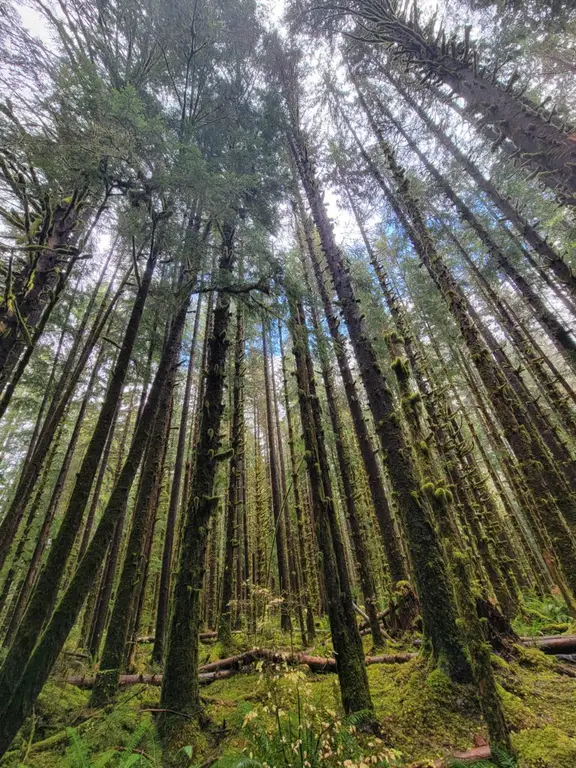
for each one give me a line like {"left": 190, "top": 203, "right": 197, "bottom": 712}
{"left": 65, "top": 669, "right": 235, "bottom": 688}
{"left": 65, "top": 634, "right": 576, "bottom": 690}
{"left": 136, "top": 631, "right": 221, "bottom": 644}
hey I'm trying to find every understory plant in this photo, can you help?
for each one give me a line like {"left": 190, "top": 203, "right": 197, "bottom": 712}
{"left": 512, "top": 593, "right": 572, "bottom": 636}
{"left": 209, "top": 665, "right": 400, "bottom": 768}
{"left": 65, "top": 723, "right": 157, "bottom": 767}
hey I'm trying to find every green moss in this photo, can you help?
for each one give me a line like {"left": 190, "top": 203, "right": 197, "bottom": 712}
{"left": 538, "top": 622, "right": 570, "bottom": 634}
{"left": 366, "top": 657, "right": 482, "bottom": 762}
{"left": 497, "top": 685, "right": 537, "bottom": 730}
{"left": 161, "top": 719, "right": 208, "bottom": 768}
{"left": 433, "top": 486, "right": 454, "bottom": 505}
{"left": 513, "top": 726, "right": 576, "bottom": 767}
{"left": 34, "top": 682, "right": 90, "bottom": 741}
{"left": 390, "top": 356, "right": 410, "bottom": 379}
{"left": 513, "top": 645, "right": 557, "bottom": 671}
{"left": 9, "top": 625, "right": 576, "bottom": 768}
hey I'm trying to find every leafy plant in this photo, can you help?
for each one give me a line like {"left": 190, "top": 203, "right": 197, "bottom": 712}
{"left": 209, "top": 665, "right": 400, "bottom": 768}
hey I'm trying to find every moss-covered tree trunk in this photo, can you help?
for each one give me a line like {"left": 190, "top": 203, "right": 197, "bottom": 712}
{"left": 0, "top": 254, "right": 188, "bottom": 756}
{"left": 86, "top": 390, "right": 137, "bottom": 658}
{"left": 444, "top": 226, "right": 576, "bottom": 449}
{"left": 288, "top": 291, "right": 374, "bottom": 715}
{"left": 90, "top": 307, "right": 184, "bottom": 706}
{"left": 262, "top": 320, "right": 293, "bottom": 633}
{"left": 158, "top": 223, "right": 235, "bottom": 740}
{"left": 153, "top": 292, "right": 204, "bottom": 665}
{"left": 218, "top": 299, "right": 245, "bottom": 646}
{"left": 278, "top": 322, "right": 317, "bottom": 642}
{"left": 0, "top": 263, "right": 130, "bottom": 573}
{"left": 293, "top": 196, "right": 407, "bottom": 586}
{"left": 270, "top": 321, "right": 308, "bottom": 642}
{"left": 298, "top": 241, "right": 384, "bottom": 646}
{"left": 0, "top": 229, "right": 162, "bottom": 715}
{"left": 348, "top": 86, "right": 576, "bottom": 596}
{"left": 3, "top": 346, "right": 106, "bottom": 647}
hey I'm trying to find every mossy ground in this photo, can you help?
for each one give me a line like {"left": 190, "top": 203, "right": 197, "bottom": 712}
{"left": 3, "top": 624, "right": 576, "bottom": 768}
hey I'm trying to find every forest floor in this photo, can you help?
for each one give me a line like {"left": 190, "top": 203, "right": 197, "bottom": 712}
{"left": 2, "top": 598, "right": 576, "bottom": 768}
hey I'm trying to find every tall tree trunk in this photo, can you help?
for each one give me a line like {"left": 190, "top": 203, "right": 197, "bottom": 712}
{"left": 292, "top": 197, "right": 407, "bottom": 585}
{"left": 262, "top": 321, "right": 292, "bottom": 633}
{"left": 218, "top": 299, "right": 245, "bottom": 646}
{"left": 0, "top": 219, "right": 163, "bottom": 728}
{"left": 270, "top": 321, "right": 307, "bottom": 642}
{"left": 0, "top": 248, "right": 188, "bottom": 755}
{"left": 0, "top": 263, "right": 131, "bottom": 572}
{"left": 152, "top": 292, "right": 203, "bottom": 665}
{"left": 288, "top": 292, "right": 374, "bottom": 715}
{"left": 278, "top": 322, "right": 317, "bottom": 642}
{"left": 3, "top": 346, "right": 106, "bottom": 647}
{"left": 345, "top": 88, "right": 576, "bottom": 584}
{"left": 299, "top": 248, "right": 384, "bottom": 645}
{"left": 90, "top": 307, "right": 183, "bottom": 706}
{"left": 86, "top": 388, "right": 137, "bottom": 657}
{"left": 159, "top": 222, "right": 235, "bottom": 739}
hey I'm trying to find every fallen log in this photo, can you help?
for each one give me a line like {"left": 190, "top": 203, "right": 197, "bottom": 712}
{"left": 65, "top": 633, "right": 576, "bottom": 690}
{"left": 64, "top": 648, "right": 416, "bottom": 688}
{"left": 521, "top": 634, "right": 576, "bottom": 654}
{"left": 198, "top": 648, "right": 415, "bottom": 674}
{"left": 65, "top": 670, "right": 235, "bottom": 688}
